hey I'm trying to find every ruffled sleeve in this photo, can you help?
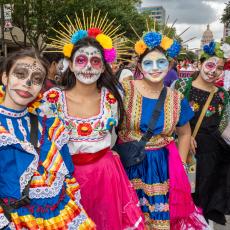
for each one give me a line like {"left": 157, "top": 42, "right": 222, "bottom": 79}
{"left": 35, "top": 87, "right": 65, "bottom": 120}
{"left": 177, "top": 97, "right": 194, "bottom": 127}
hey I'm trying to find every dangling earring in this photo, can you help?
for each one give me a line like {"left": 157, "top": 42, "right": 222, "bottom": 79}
{"left": 2, "top": 85, "right": 6, "bottom": 91}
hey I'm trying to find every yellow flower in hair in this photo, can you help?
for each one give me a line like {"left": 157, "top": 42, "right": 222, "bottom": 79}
{"left": 160, "top": 36, "right": 173, "bottom": 50}
{"left": 96, "top": 34, "right": 113, "bottom": 49}
{"left": 0, "top": 86, "right": 5, "bottom": 104}
{"left": 135, "top": 40, "right": 147, "bottom": 55}
{"left": 63, "top": 43, "right": 74, "bottom": 58}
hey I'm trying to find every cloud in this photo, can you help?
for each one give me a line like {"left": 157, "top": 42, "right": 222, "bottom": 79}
{"left": 142, "top": 0, "right": 227, "bottom": 49}
{"left": 142, "top": 0, "right": 226, "bottom": 24}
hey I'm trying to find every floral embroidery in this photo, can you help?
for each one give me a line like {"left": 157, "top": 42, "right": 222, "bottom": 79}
{"left": 206, "top": 105, "right": 216, "bottom": 117}
{"left": 218, "top": 91, "right": 225, "bottom": 101}
{"left": 0, "top": 86, "right": 5, "bottom": 104}
{"left": 106, "top": 117, "right": 117, "bottom": 131}
{"left": 106, "top": 92, "right": 116, "bottom": 104}
{"left": 190, "top": 101, "right": 200, "bottom": 112}
{"left": 28, "top": 93, "right": 43, "bottom": 113}
{"left": 46, "top": 90, "right": 60, "bottom": 103}
{"left": 218, "top": 104, "right": 223, "bottom": 115}
{"left": 77, "top": 123, "right": 93, "bottom": 136}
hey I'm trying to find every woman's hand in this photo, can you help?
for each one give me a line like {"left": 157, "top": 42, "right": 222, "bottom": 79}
{"left": 190, "top": 136, "right": 197, "bottom": 155}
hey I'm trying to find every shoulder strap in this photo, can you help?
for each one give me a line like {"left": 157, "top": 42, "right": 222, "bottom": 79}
{"left": 192, "top": 89, "right": 216, "bottom": 138}
{"left": 22, "top": 113, "right": 39, "bottom": 196}
{"left": 29, "top": 113, "right": 38, "bottom": 149}
{"left": 140, "top": 87, "right": 167, "bottom": 142}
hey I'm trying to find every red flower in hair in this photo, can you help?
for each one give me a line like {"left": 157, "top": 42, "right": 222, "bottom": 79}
{"left": 88, "top": 28, "right": 102, "bottom": 38}
{"left": 224, "top": 60, "right": 230, "bottom": 70}
{"left": 46, "top": 90, "right": 59, "bottom": 103}
{"left": 77, "top": 123, "right": 93, "bottom": 136}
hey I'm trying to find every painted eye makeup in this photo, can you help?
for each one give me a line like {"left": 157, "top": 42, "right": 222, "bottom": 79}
{"left": 142, "top": 60, "right": 153, "bottom": 72}
{"left": 156, "top": 58, "right": 169, "bottom": 70}
{"left": 205, "top": 62, "right": 216, "bottom": 70}
{"left": 75, "top": 55, "right": 88, "bottom": 67}
{"left": 31, "top": 74, "right": 44, "bottom": 85}
{"left": 90, "top": 57, "right": 102, "bottom": 69}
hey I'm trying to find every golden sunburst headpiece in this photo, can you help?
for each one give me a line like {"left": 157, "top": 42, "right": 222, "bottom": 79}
{"left": 49, "top": 10, "right": 129, "bottom": 63}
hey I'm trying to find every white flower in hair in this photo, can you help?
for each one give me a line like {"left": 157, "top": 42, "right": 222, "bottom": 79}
{"left": 221, "top": 43, "right": 230, "bottom": 59}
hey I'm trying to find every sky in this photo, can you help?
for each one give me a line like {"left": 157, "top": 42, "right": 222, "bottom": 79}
{"left": 142, "top": 0, "right": 227, "bottom": 50}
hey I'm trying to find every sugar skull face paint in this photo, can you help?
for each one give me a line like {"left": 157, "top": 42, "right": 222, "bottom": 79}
{"left": 141, "top": 50, "right": 169, "bottom": 83}
{"left": 2, "top": 56, "right": 46, "bottom": 109}
{"left": 200, "top": 57, "right": 224, "bottom": 83}
{"left": 71, "top": 46, "right": 104, "bottom": 85}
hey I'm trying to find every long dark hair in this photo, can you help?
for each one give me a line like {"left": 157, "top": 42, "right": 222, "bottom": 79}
{"left": 134, "top": 46, "right": 167, "bottom": 79}
{"left": 61, "top": 37, "right": 124, "bottom": 125}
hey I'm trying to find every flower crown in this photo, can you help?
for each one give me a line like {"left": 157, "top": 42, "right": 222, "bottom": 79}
{"left": 49, "top": 10, "right": 127, "bottom": 63}
{"left": 134, "top": 31, "right": 181, "bottom": 58}
{"left": 202, "top": 41, "right": 224, "bottom": 59}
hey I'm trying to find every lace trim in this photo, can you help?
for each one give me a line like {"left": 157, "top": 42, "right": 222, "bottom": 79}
{"left": 55, "top": 131, "right": 69, "bottom": 150}
{"left": 74, "top": 189, "right": 82, "bottom": 209}
{"left": 67, "top": 211, "right": 89, "bottom": 229}
{"left": 29, "top": 163, "right": 68, "bottom": 199}
{"left": 0, "top": 132, "right": 39, "bottom": 193}
{"left": 0, "top": 107, "right": 28, "bottom": 118}
{"left": 0, "top": 213, "right": 9, "bottom": 229}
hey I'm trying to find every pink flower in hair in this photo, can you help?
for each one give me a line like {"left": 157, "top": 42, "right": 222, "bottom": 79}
{"left": 104, "top": 48, "right": 116, "bottom": 63}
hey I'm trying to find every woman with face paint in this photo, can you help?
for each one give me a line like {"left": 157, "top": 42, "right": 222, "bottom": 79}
{"left": 175, "top": 41, "right": 230, "bottom": 226}
{"left": 37, "top": 13, "right": 145, "bottom": 230}
{"left": 0, "top": 49, "right": 95, "bottom": 229}
{"left": 116, "top": 30, "right": 209, "bottom": 229}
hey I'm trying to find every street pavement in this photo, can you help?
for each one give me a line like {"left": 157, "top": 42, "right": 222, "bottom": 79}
{"left": 214, "top": 216, "right": 230, "bottom": 230}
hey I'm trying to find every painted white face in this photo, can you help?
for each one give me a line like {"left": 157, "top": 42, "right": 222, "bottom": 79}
{"left": 141, "top": 50, "right": 169, "bottom": 83}
{"left": 71, "top": 46, "right": 104, "bottom": 85}
{"left": 200, "top": 57, "right": 224, "bottom": 83}
{"left": 3, "top": 57, "right": 46, "bottom": 108}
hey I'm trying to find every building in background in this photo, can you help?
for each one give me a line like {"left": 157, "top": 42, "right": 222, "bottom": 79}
{"left": 140, "top": 6, "right": 166, "bottom": 25}
{"left": 223, "top": 23, "right": 230, "bottom": 41}
{"left": 201, "top": 24, "right": 213, "bottom": 48}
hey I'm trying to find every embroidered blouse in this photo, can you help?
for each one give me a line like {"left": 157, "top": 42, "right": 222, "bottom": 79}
{"left": 118, "top": 80, "right": 194, "bottom": 149}
{"left": 38, "top": 87, "right": 118, "bottom": 155}
{"left": 0, "top": 105, "right": 94, "bottom": 229}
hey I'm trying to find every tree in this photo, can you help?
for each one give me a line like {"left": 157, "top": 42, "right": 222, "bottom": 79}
{"left": 221, "top": 1, "right": 230, "bottom": 24}
{"left": 224, "top": 36, "right": 230, "bottom": 44}
{"left": 8, "top": 0, "right": 180, "bottom": 51}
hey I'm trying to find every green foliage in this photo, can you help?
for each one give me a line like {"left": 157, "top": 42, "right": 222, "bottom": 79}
{"left": 178, "top": 50, "right": 198, "bottom": 62}
{"left": 224, "top": 36, "right": 230, "bottom": 44}
{"left": 6, "top": 0, "right": 180, "bottom": 50}
{"left": 221, "top": 1, "right": 230, "bottom": 24}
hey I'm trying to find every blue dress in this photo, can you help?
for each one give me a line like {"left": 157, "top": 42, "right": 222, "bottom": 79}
{"left": 118, "top": 80, "right": 194, "bottom": 229}
{"left": 0, "top": 105, "right": 95, "bottom": 229}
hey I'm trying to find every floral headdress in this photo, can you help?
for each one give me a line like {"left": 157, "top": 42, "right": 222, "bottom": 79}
{"left": 49, "top": 10, "right": 128, "bottom": 64}
{"left": 202, "top": 41, "right": 224, "bottom": 59}
{"left": 134, "top": 31, "right": 181, "bottom": 58}
{"left": 132, "top": 18, "right": 186, "bottom": 59}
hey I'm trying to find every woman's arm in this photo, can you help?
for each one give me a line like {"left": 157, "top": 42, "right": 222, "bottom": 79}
{"left": 176, "top": 122, "right": 191, "bottom": 162}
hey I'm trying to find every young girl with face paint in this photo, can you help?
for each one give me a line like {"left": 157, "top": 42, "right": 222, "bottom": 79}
{"left": 116, "top": 31, "right": 209, "bottom": 229}
{"left": 38, "top": 14, "right": 145, "bottom": 230}
{"left": 0, "top": 49, "right": 95, "bottom": 229}
{"left": 175, "top": 41, "right": 230, "bottom": 226}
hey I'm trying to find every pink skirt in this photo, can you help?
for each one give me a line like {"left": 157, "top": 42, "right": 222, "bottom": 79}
{"left": 72, "top": 149, "right": 145, "bottom": 230}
